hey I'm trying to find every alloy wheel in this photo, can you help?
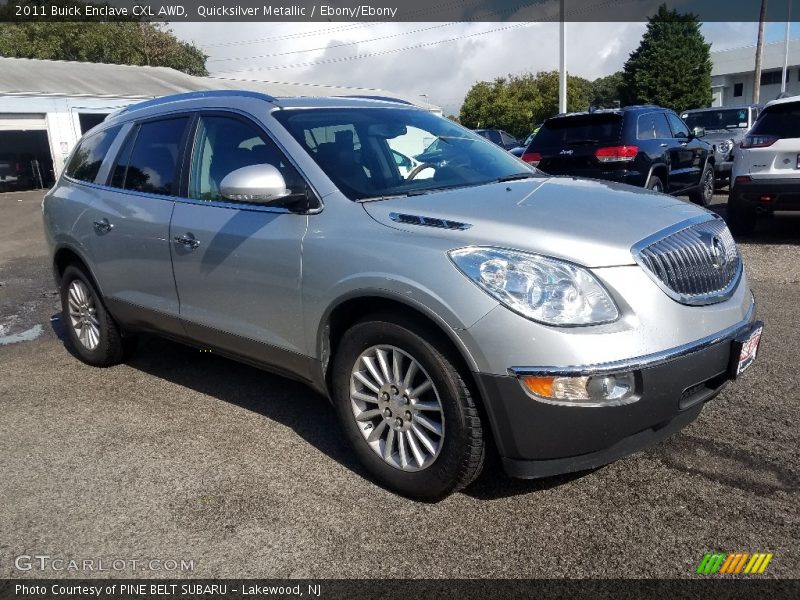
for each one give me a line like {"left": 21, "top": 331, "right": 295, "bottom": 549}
{"left": 349, "top": 344, "right": 445, "bottom": 471}
{"left": 67, "top": 279, "right": 100, "bottom": 351}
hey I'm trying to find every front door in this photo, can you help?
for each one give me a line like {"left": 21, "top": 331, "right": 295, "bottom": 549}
{"left": 169, "top": 113, "right": 310, "bottom": 377}
{"left": 666, "top": 112, "right": 699, "bottom": 191}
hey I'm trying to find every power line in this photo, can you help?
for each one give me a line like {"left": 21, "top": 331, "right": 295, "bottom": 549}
{"left": 207, "top": 23, "right": 459, "bottom": 62}
{"left": 212, "top": 22, "right": 535, "bottom": 75}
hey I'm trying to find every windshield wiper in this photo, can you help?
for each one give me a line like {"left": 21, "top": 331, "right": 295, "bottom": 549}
{"left": 496, "top": 172, "right": 537, "bottom": 182}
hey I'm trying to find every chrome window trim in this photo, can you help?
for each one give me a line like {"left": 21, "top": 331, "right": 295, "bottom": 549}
{"left": 509, "top": 299, "right": 755, "bottom": 378}
{"left": 630, "top": 214, "right": 743, "bottom": 306}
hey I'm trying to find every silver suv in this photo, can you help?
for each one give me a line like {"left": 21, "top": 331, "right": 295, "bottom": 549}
{"left": 43, "top": 91, "right": 762, "bottom": 500}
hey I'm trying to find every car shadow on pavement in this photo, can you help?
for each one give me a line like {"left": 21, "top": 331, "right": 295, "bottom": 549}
{"left": 710, "top": 203, "right": 800, "bottom": 246}
{"left": 48, "top": 320, "right": 585, "bottom": 500}
{"left": 648, "top": 432, "right": 798, "bottom": 497}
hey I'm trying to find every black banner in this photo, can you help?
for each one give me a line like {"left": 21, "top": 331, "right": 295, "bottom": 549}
{"left": 2, "top": 580, "right": 800, "bottom": 600}
{"left": 0, "top": 0, "right": 798, "bottom": 23}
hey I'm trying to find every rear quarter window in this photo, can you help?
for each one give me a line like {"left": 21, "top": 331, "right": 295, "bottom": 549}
{"left": 751, "top": 103, "right": 800, "bottom": 139}
{"left": 64, "top": 125, "right": 122, "bottom": 183}
{"left": 532, "top": 114, "right": 622, "bottom": 148}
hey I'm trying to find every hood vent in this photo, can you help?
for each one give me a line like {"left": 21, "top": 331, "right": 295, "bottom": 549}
{"left": 389, "top": 212, "right": 472, "bottom": 230}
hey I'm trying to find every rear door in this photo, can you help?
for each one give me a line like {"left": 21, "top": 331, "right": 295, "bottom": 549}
{"left": 169, "top": 112, "right": 311, "bottom": 376}
{"left": 81, "top": 117, "right": 190, "bottom": 334}
{"left": 531, "top": 113, "right": 623, "bottom": 176}
{"left": 666, "top": 112, "right": 702, "bottom": 190}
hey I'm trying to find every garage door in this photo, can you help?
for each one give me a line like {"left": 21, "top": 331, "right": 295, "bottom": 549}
{"left": 0, "top": 114, "right": 47, "bottom": 131}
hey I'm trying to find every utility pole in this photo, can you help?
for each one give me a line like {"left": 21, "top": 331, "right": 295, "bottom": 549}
{"left": 781, "top": 0, "right": 792, "bottom": 94}
{"left": 559, "top": 0, "right": 567, "bottom": 113}
{"left": 753, "top": 0, "right": 769, "bottom": 104}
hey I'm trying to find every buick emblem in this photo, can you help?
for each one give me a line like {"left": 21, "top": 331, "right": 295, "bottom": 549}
{"left": 709, "top": 236, "right": 726, "bottom": 269}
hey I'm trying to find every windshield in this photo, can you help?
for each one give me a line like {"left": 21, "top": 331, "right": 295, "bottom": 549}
{"left": 681, "top": 108, "right": 750, "bottom": 131}
{"left": 273, "top": 107, "right": 536, "bottom": 200}
{"left": 531, "top": 113, "right": 622, "bottom": 148}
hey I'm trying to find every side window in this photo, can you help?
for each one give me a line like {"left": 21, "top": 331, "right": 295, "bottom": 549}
{"left": 501, "top": 131, "right": 517, "bottom": 146}
{"left": 111, "top": 117, "right": 188, "bottom": 196}
{"left": 487, "top": 130, "right": 502, "bottom": 144}
{"left": 653, "top": 113, "right": 673, "bottom": 139}
{"left": 189, "top": 115, "right": 305, "bottom": 202}
{"left": 637, "top": 114, "right": 656, "bottom": 140}
{"left": 65, "top": 125, "right": 122, "bottom": 183}
{"left": 667, "top": 113, "right": 689, "bottom": 139}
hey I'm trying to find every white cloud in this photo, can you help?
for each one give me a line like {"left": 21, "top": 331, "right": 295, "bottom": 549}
{"left": 170, "top": 21, "right": 764, "bottom": 115}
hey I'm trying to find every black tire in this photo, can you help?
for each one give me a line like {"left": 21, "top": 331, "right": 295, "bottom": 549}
{"left": 332, "top": 315, "right": 485, "bottom": 500}
{"left": 689, "top": 162, "right": 715, "bottom": 206}
{"left": 726, "top": 200, "right": 757, "bottom": 237}
{"left": 647, "top": 174, "right": 665, "bottom": 192}
{"left": 60, "top": 264, "right": 136, "bottom": 367}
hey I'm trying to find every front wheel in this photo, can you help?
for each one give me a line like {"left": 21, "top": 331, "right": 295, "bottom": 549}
{"left": 689, "top": 163, "right": 715, "bottom": 206}
{"left": 332, "top": 316, "right": 485, "bottom": 500}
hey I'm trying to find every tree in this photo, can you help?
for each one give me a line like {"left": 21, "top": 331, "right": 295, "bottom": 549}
{"left": 459, "top": 71, "right": 591, "bottom": 138}
{"left": 621, "top": 4, "right": 711, "bottom": 111}
{"left": 0, "top": 3, "right": 207, "bottom": 76}
{"left": 589, "top": 71, "right": 626, "bottom": 108}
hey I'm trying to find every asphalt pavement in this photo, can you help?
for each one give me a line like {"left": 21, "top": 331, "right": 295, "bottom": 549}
{"left": 0, "top": 190, "right": 797, "bottom": 579}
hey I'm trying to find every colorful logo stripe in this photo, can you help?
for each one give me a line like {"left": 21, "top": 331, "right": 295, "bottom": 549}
{"left": 696, "top": 552, "right": 773, "bottom": 574}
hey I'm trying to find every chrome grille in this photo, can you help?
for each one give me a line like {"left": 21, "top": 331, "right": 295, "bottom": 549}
{"left": 633, "top": 217, "right": 741, "bottom": 305}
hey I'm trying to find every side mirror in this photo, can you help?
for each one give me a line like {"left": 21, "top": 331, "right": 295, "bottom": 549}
{"left": 691, "top": 126, "right": 706, "bottom": 138}
{"left": 219, "top": 164, "right": 290, "bottom": 204}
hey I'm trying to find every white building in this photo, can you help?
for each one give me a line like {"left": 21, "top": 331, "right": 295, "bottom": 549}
{"left": 0, "top": 57, "right": 438, "bottom": 187}
{"left": 711, "top": 38, "right": 800, "bottom": 107}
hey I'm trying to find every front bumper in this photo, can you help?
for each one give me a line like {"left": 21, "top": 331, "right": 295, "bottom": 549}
{"left": 473, "top": 312, "right": 760, "bottom": 479}
{"left": 730, "top": 177, "right": 800, "bottom": 212}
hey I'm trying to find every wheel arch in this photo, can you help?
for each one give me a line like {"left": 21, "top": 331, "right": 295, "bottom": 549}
{"left": 317, "top": 291, "right": 481, "bottom": 396}
{"left": 52, "top": 244, "right": 105, "bottom": 298}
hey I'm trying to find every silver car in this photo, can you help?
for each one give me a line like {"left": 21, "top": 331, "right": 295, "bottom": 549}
{"left": 43, "top": 91, "right": 762, "bottom": 500}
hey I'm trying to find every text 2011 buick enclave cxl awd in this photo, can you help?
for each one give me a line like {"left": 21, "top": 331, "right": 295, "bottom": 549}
{"left": 43, "top": 91, "right": 762, "bottom": 499}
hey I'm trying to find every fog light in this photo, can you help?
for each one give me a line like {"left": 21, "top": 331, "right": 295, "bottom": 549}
{"left": 519, "top": 372, "right": 636, "bottom": 407}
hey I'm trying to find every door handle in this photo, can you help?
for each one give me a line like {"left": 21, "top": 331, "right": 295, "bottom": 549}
{"left": 659, "top": 143, "right": 669, "bottom": 147}
{"left": 93, "top": 218, "right": 113, "bottom": 233}
{"left": 174, "top": 234, "right": 200, "bottom": 249}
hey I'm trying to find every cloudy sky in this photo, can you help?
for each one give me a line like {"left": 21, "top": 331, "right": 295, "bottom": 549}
{"left": 171, "top": 21, "right": 798, "bottom": 115}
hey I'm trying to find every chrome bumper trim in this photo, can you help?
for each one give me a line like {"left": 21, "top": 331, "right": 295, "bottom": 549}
{"left": 509, "top": 299, "right": 755, "bottom": 378}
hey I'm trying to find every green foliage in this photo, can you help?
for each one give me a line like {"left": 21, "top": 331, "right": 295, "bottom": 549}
{"left": 622, "top": 3, "right": 712, "bottom": 111}
{"left": 589, "top": 71, "right": 626, "bottom": 109}
{"left": 0, "top": 1, "right": 207, "bottom": 76}
{"left": 459, "top": 71, "right": 591, "bottom": 139}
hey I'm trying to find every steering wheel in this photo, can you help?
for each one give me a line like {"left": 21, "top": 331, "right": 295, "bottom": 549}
{"left": 406, "top": 163, "right": 436, "bottom": 181}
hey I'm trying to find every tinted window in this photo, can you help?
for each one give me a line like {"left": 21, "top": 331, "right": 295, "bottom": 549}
{"left": 681, "top": 109, "right": 750, "bottom": 131}
{"left": 751, "top": 103, "right": 800, "bottom": 139}
{"left": 112, "top": 117, "right": 188, "bottom": 195}
{"left": 65, "top": 126, "right": 122, "bottom": 183}
{"left": 500, "top": 131, "right": 517, "bottom": 146}
{"left": 666, "top": 113, "right": 689, "bottom": 138}
{"left": 274, "top": 108, "right": 535, "bottom": 201}
{"left": 532, "top": 113, "right": 622, "bottom": 147}
{"left": 637, "top": 113, "right": 659, "bottom": 139}
{"left": 189, "top": 115, "right": 305, "bottom": 202}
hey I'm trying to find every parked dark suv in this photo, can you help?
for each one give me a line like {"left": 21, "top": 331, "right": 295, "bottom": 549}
{"left": 473, "top": 128, "right": 520, "bottom": 150}
{"left": 521, "top": 106, "right": 715, "bottom": 205}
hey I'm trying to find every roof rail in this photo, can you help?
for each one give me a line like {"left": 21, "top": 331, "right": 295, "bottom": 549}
{"left": 340, "top": 95, "right": 414, "bottom": 105}
{"left": 118, "top": 90, "right": 276, "bottom": 115}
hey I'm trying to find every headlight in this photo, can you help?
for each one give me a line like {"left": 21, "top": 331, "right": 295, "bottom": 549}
{"left": 448, "top": 247, "right": 619, "bottom": 326}
{"left": 717, "top": 140, "right": 733, "bottom": 154}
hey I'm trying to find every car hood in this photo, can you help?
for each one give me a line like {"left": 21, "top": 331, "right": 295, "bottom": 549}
{"left": 362, "top": 176, "right": 711, "bottom": 268}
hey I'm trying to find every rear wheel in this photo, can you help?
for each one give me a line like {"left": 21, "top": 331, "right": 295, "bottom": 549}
{"left": 647, "top": 174, "right": 664, "bottom": 192}
{"left": 726, "top": 200, "right": 757, "bottom": 236}
{"left": 332, "top": 315, "right": 485, "bottom": 500}
{"left": 60, "top": 264, "right": 136, "bottom": 367}
{"left": 689, "top": 162, "right": 714, "bottom": 206}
